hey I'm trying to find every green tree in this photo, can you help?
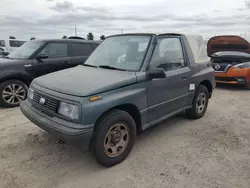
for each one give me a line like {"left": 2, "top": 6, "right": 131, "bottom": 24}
{"left": 30, "top": 37, "right": 36, "bottom": 40}
{"left": 87, "top": 32, "right": 94, "bottom": 40}
{"left": 9, "top": 36, "right": 16, "bottom": 39}
{"left": 100, "top": 35, "right": 105, "bottom": 40}
{"left": 62, "top": 35, "right": 67, "bottom": 39}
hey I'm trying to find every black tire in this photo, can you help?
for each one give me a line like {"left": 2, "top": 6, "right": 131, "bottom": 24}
{"left": 245, "top": 83, "right": 250, "bottom": 90}
{"left": 0, "top": 79, "right": 28, "bottom": 108}
{"left": 92, "top": 109, "right": 136, "bottom": 167}
{"left": 186, "top": 85, "right": 209, "bottom": 119}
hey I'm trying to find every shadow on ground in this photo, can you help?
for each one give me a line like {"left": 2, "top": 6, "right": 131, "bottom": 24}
{"left": 216, "top": 83, "right": 247, "bottom": 91}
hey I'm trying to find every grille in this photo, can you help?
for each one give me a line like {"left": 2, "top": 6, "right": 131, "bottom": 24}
{"left": 212, "top": 63, "right": 231, "bottom": 72}
{"left": 33, "top": 91, "right": 59, "bottom": 112}
{"left": 215, "top": 77, "right": 236, "bottom": 82}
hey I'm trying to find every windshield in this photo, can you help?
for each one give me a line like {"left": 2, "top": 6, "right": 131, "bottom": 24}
{"left": 84, "top": 35, "right": 151, "bottom": 71}
{"left": 212, "top": 51, "right": 250, "bottom": 57}
{"left": 7, "top": 41, "right": 44, "bottom": 59}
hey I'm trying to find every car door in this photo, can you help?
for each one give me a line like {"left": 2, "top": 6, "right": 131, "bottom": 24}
{"left": 68, "top": 42, "right": 94, "bottom": 65}
{"left": 34, "top": 42, "right": 71, "bottom": 76}
{"left": 146, "top": 36, "right": 191, "bottom": 123}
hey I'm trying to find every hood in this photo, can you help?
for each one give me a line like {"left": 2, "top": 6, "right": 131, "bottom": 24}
{"left": 33, "top": 66, "right": 138, "bottom": 97}
{"left": 207, "top": 35, "right": 250, "bottom": 56}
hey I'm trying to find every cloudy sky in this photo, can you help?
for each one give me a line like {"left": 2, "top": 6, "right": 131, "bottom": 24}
{"left": 1, "top": 0, "right": 250, "bottom": 40}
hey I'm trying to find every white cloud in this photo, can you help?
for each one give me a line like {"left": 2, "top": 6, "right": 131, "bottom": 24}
{"left": 0, "top": 0, "right": 250, "bottom": 40}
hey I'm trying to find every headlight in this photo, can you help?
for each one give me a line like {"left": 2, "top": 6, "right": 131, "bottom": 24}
{"left": 58, "top": 102, "right": 79, "bottom": 120}
{"left": 234, "top": 62, "right": 250, "bottom": 69}
{"left": 28, "top": 88, "right": 34, "bottom": 100}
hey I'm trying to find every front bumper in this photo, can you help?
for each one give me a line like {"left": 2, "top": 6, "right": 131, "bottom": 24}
{"left": 215, "top": 67, "right": 250, "bottom": 85}
{"left": 20, "top": 100, "right": 94, "bottom": 151}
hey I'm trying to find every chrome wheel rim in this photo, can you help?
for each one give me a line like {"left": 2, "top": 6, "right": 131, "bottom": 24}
{"left": 196, "top": 92, "right": 206, "bottom": 114}
{"left": 104, "top": 123, "right": 129, "bottom": 158}
{"left": 2, "top": 84, "right": 26, "bottom": 105}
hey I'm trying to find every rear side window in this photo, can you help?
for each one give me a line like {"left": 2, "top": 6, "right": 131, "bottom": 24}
{"left": 89, "top": 43, "right": 99, "bottom": 50}
{"left": 70, "top": 43, "right": 93, "bottom": 56}
{"left": 9, "top": 40, "right": 26, "bottom": 47}
{"left": 41, "top": 43, "right": 68, "bottom": 58}
{"left": 0, "top": 40, "right": 5, "bottom": 47}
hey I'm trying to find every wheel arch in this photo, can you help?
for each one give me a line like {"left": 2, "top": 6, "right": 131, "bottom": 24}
{"left": 199, "top": 80, "right": 213, "bottom": 98}
{"left": 93, "top": 103, "right": 142, "bottom": 135}
{"left": 0, "top": 73, "right": 33, "bottom": 87}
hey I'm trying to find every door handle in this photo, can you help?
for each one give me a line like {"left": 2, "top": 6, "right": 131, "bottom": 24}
{"left": 182, "top": 76, "right": 188, "bottom": 80}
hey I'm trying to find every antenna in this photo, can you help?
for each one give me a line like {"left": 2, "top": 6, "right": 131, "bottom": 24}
{"left": 74, "top": 25, "right": 77, "bottom": 36}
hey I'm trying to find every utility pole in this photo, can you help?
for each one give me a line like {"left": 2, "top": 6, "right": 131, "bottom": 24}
{"left": 74, "top": 25, "right": 77, "bottom": 36}
{"left": 121, "top": 29, "right": 123, "bottom": 34}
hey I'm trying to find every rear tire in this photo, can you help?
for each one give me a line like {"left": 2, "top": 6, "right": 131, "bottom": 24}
{"left": 245, "top": 83, "right": 250, "bottom": 90}
{"left": 92, "top": 110, "right": 136, "bottom": 167}
{"left": 186, "top": 85, "right": 209, "bottom": 119}
{"left": 0, "top": 80, "right": 28, "bottom": 108}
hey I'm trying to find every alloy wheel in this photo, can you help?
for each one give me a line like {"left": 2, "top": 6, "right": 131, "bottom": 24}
{"left": 2, "top": 84, "right": 26, "bottom": 105}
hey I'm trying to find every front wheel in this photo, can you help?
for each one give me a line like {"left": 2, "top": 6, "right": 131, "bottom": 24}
{"left": 0, "top": 80, "right": 28, "bottom": 108}
{"left": 92, "top": 110, "right": 136, "bottom": 167}
{"left": 245, "top": 83, "right": 250, "bottom": 90}
{"left": 186, "top": 85, "right": 209, "bottom": 119}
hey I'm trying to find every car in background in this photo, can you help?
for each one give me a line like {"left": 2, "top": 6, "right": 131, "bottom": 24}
{"left": 0, "top": 39, "right": 26, "bottom": 53}
{"left": 0, "top": 39, "right": 101, "bottom": 108}
{"left": 208, "top": 35, "right": 250, "bottom": 89}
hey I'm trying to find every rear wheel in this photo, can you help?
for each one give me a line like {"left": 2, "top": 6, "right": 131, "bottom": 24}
{"left": 186, "top": 85, "right": 209, "bottom": 119}
{"left": 0, "top": 80, "right": 28, "bottom": 108}
{"left": 92, "top": 110, "right": 136, "bottom": 167}
{"left": 245, "top": 83, "right": 250, "bottom": 90}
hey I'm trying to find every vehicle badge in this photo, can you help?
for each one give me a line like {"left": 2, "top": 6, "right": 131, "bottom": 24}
{"left": 215, "top": 64, "right": 220, "bottom": 70}
{"left": 39, "top": 98, "right": 46, "bottom": 105}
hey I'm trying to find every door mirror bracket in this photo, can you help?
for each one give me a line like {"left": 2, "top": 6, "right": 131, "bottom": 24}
{"left": 147, "top": 68, "right": 166, "bottom": 81}
{"left": 36, "top": 53, "right": 48, "bottom": 62}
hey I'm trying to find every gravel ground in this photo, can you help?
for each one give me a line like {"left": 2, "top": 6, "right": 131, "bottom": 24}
{"left": 0, "top": 85, "right": 250, "bottom": 188}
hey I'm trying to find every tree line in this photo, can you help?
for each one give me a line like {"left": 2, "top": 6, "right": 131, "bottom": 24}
{"left": 62, "top": 32, "right": 105, "bottom": 40}
{"left": 9, "top": 32, "right": 105, "bottom": 41}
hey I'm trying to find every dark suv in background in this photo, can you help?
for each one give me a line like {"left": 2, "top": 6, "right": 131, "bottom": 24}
{"left": 0, "top": 39, "right": 101, "bottom": 107}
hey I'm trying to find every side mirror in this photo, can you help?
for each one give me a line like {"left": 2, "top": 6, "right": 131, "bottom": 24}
{"left": 147, "top": 68, "right": 166, "bottom": 80}
{"left": 2, "top": 51, "right": 10, "bottom": 56}
{"left": 36, "top": 53, "right": 48, "bottom": 62}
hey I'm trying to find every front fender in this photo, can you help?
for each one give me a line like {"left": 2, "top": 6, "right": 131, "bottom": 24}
{"left": 81, "top": 82, "right": 147, "bottom": 125}
{"left": 0, "top": 69, "right": 33, "bottom": 85}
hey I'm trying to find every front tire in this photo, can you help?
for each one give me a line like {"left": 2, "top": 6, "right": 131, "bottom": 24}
{"left": 0, "top": 80, "right": 28, "bottom": 108}
{"left": 92, "top": 110, "right": 136, "bottom": 167}
{"left": 186, "top": 85, "right": 209, "bottom": 119}
{"left": 245, "top": 83, "right": 250, "bottom": 90}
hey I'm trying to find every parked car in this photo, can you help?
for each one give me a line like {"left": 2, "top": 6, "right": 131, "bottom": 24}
{"left": 0, "top": 39, "right": 26, "bottom": 53}
{"left": 208, "top": 35, "right": 250, "bottom": 89}
{"left": 21, "top": 33, "right": 215, "bottom": 167}
{"left": 0, "top": 39, "right": 101, "bottom": 107}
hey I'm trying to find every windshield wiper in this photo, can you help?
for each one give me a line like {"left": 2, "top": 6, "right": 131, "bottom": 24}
{"left": 98, "top": 65, "right": 126, "bottom": 71}
{"left": 211, "top": 54, "right": 218, "bottom": 57}
{"left": 82, "top": 64, "right": 97, "bottom": 68}
{"left": 4, "top": 56, "right": 13, "bottom": 59}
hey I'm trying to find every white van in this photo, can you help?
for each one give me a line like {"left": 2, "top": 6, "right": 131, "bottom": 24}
{"left": 0, "top": 39, "right": 26, "bottom": 53}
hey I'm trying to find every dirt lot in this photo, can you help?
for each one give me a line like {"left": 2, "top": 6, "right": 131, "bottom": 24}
{"left": 0, "top": 85, "right": 250, "bottom": 188}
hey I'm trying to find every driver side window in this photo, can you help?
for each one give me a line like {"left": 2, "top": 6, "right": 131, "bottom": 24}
{"left": 41, "top": 43, "right": 68, "bottom": 58}
{"left": 150, "top": 37, "right": 185, "bottom": 71}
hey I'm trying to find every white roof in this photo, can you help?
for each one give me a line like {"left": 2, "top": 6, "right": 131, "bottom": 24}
{"left": 185, "top": 35, "right": 210, "bottom": 63}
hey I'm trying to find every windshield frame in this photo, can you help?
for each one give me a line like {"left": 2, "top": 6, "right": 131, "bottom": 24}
{"left": 7, "top": 40, "right": 46, "bottom": 60}
{"left": 84, "top": 34, "right": 154, "bottom": 72}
